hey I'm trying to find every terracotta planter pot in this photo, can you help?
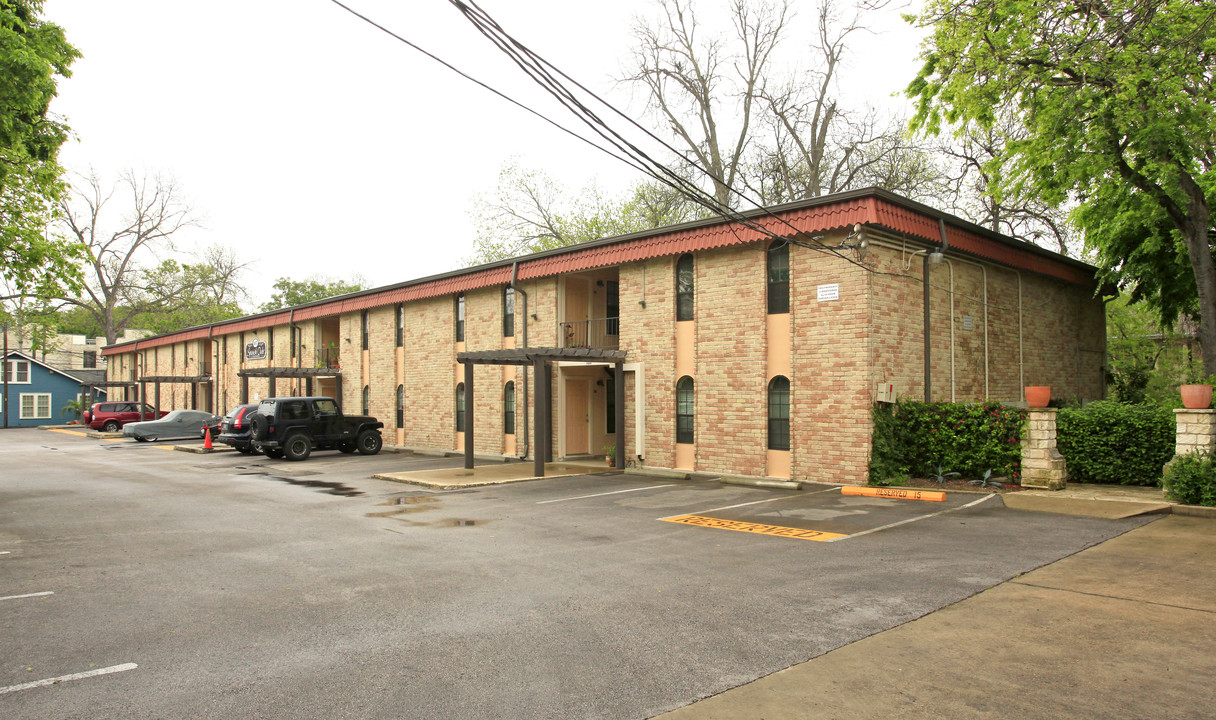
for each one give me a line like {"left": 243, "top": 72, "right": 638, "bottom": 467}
{"left": 1180, "top": 384, "right": 1213, "bottom": 409}
{"left": 1024, "top": 386, "right": 1051, "bottom": 408}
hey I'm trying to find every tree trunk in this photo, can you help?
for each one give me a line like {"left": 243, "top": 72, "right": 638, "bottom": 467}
{"left": 1181, "top": 206, "right": 1216, "bottom": 378}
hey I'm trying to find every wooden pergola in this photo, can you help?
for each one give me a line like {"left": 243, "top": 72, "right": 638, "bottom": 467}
{"left": 457, "top": 347, "right": 627, "bottom": 478}
{"left": 235, "top": 367, "right": 342, "bottom": 404}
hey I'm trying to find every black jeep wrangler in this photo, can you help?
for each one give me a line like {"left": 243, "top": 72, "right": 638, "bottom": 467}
{"left": 249, "top": 396, "right": 384, "bottom": 461}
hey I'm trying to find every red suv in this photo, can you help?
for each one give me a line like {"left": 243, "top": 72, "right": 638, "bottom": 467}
{"left": 83, "top": 402, "right": 167, "bottom": 432}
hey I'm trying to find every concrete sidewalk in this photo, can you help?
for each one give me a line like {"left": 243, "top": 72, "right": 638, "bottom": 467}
{"left": 655, "top": 514, "right": 1216, "bottom": 719}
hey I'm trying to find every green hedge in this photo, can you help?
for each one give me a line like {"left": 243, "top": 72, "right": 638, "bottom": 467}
{"left": 870, "top": 400, "right": 1026, "bottom": 482}
{"left": 1163, "top": 453, "right": 1216, "bottom": 506}
{"left": 1056, "top": 400, "right": 1174, "bottom": 486}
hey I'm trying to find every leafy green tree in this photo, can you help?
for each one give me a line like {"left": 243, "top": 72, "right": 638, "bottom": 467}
{"left": 259, "top": 275, "right": 368, "bottom": 312}
{"left": 0, "top": 0, "right": 84, "bottom": 301}
{"left": 907, "top": 0, "right": 1216, "bottom": 373}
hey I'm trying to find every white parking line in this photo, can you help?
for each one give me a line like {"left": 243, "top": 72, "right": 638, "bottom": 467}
{"left": 0, "top": 591, "right": 54, "bottom": 602}
{"left": 0, "top": 663, "right": 138, "bottom": 695}
{"left": 825, "top": 493, "right": 997, "bottom": 542}
{"left": 0, "top": 551, "right": 10, "bottom": 554}
{"left": 538, "top": 484, "right": 675, "bottom": 504}
{"left": 659, "top": 486, "right": 840, "bottom": 520}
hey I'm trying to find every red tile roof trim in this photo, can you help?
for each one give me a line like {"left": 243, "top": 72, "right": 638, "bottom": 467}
{"left": 105, "top": 194, "right": 1092, "bottom": 355}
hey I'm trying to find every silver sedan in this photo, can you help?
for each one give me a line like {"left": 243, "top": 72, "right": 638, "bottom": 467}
{"left": 123, "top": 409, "right": 221, "bottom": 442}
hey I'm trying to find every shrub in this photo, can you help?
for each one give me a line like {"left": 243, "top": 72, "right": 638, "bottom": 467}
{"left": 1163, "top": 453, "right": 1216, "bottom": 506}
{"left": 1056, "top": 400, "right": 1174, "bottom": 486}
{"left": 870, "top": 400, "right": 1026, "bottom": 483}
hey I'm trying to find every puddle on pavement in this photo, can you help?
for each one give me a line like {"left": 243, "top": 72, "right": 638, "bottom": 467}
{"left": 365, "top": 495, "right": 441, "bottom": 518}
{"left": 264, "top": 476, "right": 364, "bottom": 496}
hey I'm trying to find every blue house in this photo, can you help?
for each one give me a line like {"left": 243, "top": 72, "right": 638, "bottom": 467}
{"left": 3, "top": 351, "right": 107, "bottom": 428}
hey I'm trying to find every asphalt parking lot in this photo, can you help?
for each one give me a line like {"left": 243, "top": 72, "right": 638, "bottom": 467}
{"left": 1, "top": 428, "right": 1155, "bottom": 719}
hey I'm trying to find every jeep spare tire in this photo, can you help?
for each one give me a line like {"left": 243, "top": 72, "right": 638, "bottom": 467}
{"left": 249, "top": 412, "right": 269, "bottom": 441}
{"left": 356, "top": 429, "right": 382, "bottom": 455}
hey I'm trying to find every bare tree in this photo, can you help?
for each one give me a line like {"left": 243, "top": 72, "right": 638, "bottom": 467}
{"left": 624, "top": 0, "right": 790, "bottom": 208}
{"left": 932, "top": 115, "right": 1080, "bottom": 256}
{"left": 57, "top": 170, "right": 248, "bottom": 343}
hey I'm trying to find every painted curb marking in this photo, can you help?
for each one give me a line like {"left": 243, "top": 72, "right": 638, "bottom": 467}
{"left": 842, "top": 486, "right": 946, "bottom": 502}
{"left": 662, "top": 515, "right": 846, "bottom": 541}
{"left": 0, "top": 591, "right": 53, "bottom": 602}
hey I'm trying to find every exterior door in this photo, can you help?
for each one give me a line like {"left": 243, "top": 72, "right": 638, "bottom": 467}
{"left": 564, "top": 378, "right": 590, "bottom": 455}
{"left": 563, "top": 277, "right": 590, "bottom": 347}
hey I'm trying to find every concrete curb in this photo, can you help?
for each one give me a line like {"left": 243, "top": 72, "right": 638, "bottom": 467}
{"left": 720, "top": 476, "right": 803, "bottom": 491}
{"left": 624, "top": 467, "right": 692, "bottom": 480}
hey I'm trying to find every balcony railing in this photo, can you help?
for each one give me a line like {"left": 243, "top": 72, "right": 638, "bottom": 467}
{"left": 559, "top": 317, "right": 620, "bottom": 349}
{"left": 315, "top": 348, "right": 341, "bottom": 369}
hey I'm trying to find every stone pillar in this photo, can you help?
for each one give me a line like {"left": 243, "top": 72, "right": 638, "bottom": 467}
{"left": 1165, "top": 410, "right": 1216, "bottom": 483}
{"left": 1021, "top": 408, "right": 1068, "bottom": 490}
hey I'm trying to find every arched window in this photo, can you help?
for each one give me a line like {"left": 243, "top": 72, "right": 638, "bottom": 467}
{"left": 768, "top": 376, "right": 790, "bottom": 451}
{"left": 362, "top": 385, "right": 370, "bottom": 416}
{"left": 767, "top": 241, "right": 790, "bottom": 314}
{"left": 676, "top": 376, "right": 694, "bottom": 444}
{"left": 676, "top": 254, "right": 694, "bottom": 321}
{"left": 396, "top": 384, "right": 405, "bottom": 428}
{"left": 455, "top": 383, "right": 465, "bottom": 431}
{"left": 504, "top": 381, "right": 516, "bottom": 435}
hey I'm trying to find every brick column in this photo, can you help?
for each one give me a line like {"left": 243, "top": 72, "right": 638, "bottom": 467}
{"left": 1167, "top": 409, "right": 1216, "bottom": 470}
{"left": 1021, "top": 408, "right": 1067, "bottom": 490}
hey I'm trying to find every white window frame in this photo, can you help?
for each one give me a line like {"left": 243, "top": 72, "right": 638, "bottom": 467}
{"left": 20, "top": 393, "right": 52, "bottom": 419}
{"left": 6, "top": 359, "right": 31, "bottom": 384}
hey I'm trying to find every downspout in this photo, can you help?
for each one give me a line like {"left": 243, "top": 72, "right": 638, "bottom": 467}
{"left": 510, "top": 261, "right": 529, "bottom": 460}
{"left": 208, "top": 325, "right": 216, "bottom": 412}
{"left": 923, "top": 217, "right": 950, "bottom": 401}
{"left": 289, "top": 308, "right": 297, "bottom": 395}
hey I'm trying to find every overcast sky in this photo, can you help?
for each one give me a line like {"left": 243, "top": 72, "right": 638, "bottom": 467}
{"left": 44, "top": 0, "right": 924, "bottom": 310}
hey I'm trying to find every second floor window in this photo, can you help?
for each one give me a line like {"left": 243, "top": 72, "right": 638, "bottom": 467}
{"left": 83, "top": 351, "right": 97, "bottom": 368}
{"left": 768, "top": 241, "right": 790, "bottom": 314}
{"left": 455, "top": 294, "right": 466, "bottom": 342}
{"left": 676, "top": 254, "right": 694, "bottom": 321}
{"left": 397, "top": 304, "right": 405, "bottom": 347}
{"left": 503, "top": 287, "right": 515, "bottom": 337}
{"left": 362, "top": 310, "right": 370, "bottom": 350}
{"left": 5, "top": 359, "right": 30, "bottom": 383}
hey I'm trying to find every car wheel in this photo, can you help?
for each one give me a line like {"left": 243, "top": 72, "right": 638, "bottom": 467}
{"left": 338, "top": 441, "right": 356, "bottom": 454}
{"left": 283, "top": 434, "right": 312, "bottom": 462}
{"left": 133, "top": 436, "right": 147, "bottom": 442}
{"left": 264, "top": 448, "right": 285, "bottom": 459}
{"left": 356, "top": 430, "right": 382, "bottom": 456}
{"left": 103, "top": 420, "right": 120, "bottom": 433}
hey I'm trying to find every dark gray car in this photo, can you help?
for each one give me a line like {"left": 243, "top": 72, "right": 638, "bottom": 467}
{"left": 124, "top": 409, "right": 221, "bottom": 442}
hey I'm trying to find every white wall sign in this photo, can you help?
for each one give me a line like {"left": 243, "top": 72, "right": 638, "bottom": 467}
{"left": 962, "top": 315, "right": 974, "bottom": 331}
{"left": 817, "top": 284, "right": 840, "bottom": 302}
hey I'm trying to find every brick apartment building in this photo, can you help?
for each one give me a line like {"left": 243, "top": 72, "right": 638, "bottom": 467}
{"left": 100, "top": 189, "right": 1105, "bottom": 485}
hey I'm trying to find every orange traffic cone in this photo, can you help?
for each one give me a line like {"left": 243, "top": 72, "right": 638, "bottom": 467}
{"left": 204, "top": 427, "right": 213, "bottom": 450}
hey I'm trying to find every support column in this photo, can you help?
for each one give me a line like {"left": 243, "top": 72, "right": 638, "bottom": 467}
{"left": 1166, "top": 409, "right": 1216, "bottom": 475}
{"left": 464, "top": 362, "right": 475, "bottom": 470}
{"left": 614, "top": 362, "right": 625, "bottom": 469}
{"left": 1021, "top": 408, "right": 1067, "bottom": 490}
{"left": 240, "top": 375, "right": 249, "bottom": 404}
{"left": 543, "top": 362, "right": 554, "bottom": 463}
{"left": 533, "top": 358, "right": 547, "bottom": 478}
